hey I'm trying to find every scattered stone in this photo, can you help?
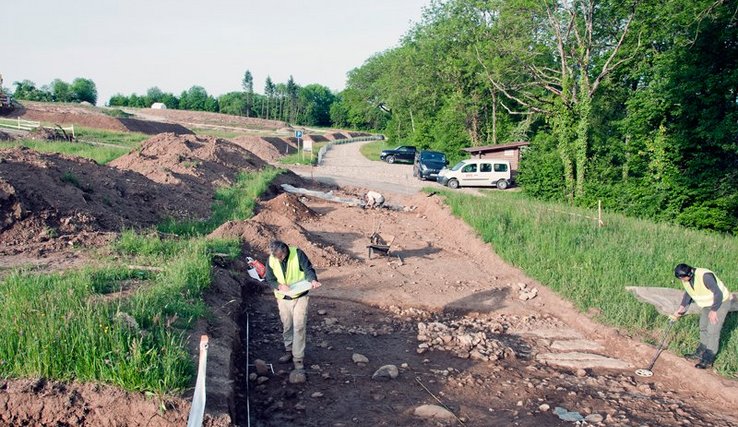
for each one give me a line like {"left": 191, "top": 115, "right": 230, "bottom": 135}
{"left": 401, "top": 363, "right": 409, "bottom": 369}
{"left": 372, "top": 365, "right": 399, "bottom": 381}
{"left": 553, "top": 407, "right": 584, "bottom": 422}
{"left": 518, "top": 287, "right": 539, "bottom": 301}
{"left": 317, "top": 309, "right": 327, "bottom": 315}
{"left": 539, "top": 404, "right": 550, "bottom": 412}
{"left": 576, "top": 368, "right": 588, "bottom": 378}
{"left": 295, "top": 402, "right": 306, "bottom": 410}
{"left": 324, "top": 317, "right": 339, "bottom": 326}
{"left": 311, "top": 392, "right": 324, "bottom": 398}
{"left": 289, "top": 370, "right": 306, "bottom": 384}
{"left": 257, "top": 376, "right": 269, "bottom": 385}
{"left": 585, "top": 414, "right": 604, "bottom": 423}
{"left": 352, "top": 353, "right": 369, "bottom": 364}
{"left": 249, "top": 373, "right": 258, "bottom": 381}
{"left": 413, "top": 404, "right": 456, "bottom": 421}
{"left": 254, "top": 359, "right": 269, "bottom": 375}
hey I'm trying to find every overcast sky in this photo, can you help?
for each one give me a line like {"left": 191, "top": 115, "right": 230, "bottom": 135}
{"left": 2, "top": 0, "right": 430, "bottom": 105}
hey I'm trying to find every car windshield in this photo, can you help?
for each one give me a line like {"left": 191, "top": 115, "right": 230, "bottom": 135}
{"left": 450, "top": 161, "right": 466, "bottom": 171}
{"left": 421, "top": 152, "right": 446, "bottom": 162}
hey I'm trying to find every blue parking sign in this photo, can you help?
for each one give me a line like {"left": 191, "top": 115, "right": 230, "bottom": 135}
{"left": 295, "top": 130, "right": 303, "bottom": 138}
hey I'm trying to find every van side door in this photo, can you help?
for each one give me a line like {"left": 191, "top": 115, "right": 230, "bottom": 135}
{"left": 459, "top": 162, "right": 479, "bottom": 185}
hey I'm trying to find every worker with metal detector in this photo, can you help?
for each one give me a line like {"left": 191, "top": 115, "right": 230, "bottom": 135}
{"left": 265, "top": 240, "right": 322, "bottom": 374}
{"left": 673, "top": 263, "right": 732, "bottom": 369}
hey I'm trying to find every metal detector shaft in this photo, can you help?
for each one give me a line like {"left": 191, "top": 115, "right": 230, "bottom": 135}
{"left": 645, "top": 319, "right": 676, "bottom": 371}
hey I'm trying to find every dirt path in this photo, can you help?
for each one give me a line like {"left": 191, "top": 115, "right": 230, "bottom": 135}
{"left": 247, "top": 144, "right": 738, "bottom": 426}
{"left": 289, "top": 141, "right": 452, "bottom": 195}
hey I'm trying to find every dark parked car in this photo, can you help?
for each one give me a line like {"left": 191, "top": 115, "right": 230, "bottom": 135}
{"left": 413, "top": 150, "right": 448, "bottom": 181}
{"left": 379, "top": 145, "right": 416, "bottom": 163}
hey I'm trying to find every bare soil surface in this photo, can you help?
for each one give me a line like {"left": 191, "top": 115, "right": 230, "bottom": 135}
{"left": 229, "top": 190, "right": 738, "bottom": 427}
{"left": 9, "top": 101, "right": 194, "bottom": 135}
{"left": 2, "top": 133, "right": 738, "bottom": 426}
{"left": 125, "top": 107, "right": 289, "bottom": 131}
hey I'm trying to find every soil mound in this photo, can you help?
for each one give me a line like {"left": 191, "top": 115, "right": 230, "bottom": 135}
{"left": 0, "top": 130, "right": 14, "bottom": 141}
{"left": 118, "top": 118, "right": 193, "bottom": 135}
{"left": 27, "top": 126, "right": 74, "bottom": 141}
{"left": 231, "top": 135, "right": 283, "bottom": 162}
{"left": 210, "top": 192, "right": 354, "bottom": 268}
{"left": 258, "top": 193, "right": 319, "bottom": 222}
{"left": 261, "top": 137, "right": 297, "bottom": 156}
{"left": 0, "top": 148, "right": 197, "bottom": 254}
{"left": 10, "top": 101, "right": 128, "bottom": 132}
{"left": 325, "top": 132, "right": 349, "bottom": 141}
{"left": 110, "top": 133, "right": 265, "bottom": 188}
{"left": 307, "top": 134, "right": 329, "bottom": 142}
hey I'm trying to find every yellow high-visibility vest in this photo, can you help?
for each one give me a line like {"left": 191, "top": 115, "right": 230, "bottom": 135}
{"left": 268, "top": 247, "right": 305, "bottom": 299}
{"left": 683, "top": 268, "right": 730, "bottom": 308}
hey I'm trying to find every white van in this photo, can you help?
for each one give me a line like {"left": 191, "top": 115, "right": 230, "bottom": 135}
{"left": 437, "top": 158, "right": 512, "bottom": 189}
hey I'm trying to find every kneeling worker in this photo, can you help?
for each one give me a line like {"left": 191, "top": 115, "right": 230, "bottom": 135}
{"left": 265, "top": 240, "right": 321, "bottom": 372}
{"left": 673, "top": 263, "right": 732, "bottom": 369}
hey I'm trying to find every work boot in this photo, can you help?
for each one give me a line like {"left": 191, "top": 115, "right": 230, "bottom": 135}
{"left": 684, "top": 344, "right": 707, "bottom": 361}
{"left": 278, "top": 352, "right": 293, "bottom": 363}
{"left": 293, "top": 359, "right": 304, "bottom": 371}
{"left": 695, "top": 350, "right": 715, "bottom": 369}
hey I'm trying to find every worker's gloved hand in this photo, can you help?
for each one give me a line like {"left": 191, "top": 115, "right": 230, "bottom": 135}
{"left": 671, "top": 306, "right": 687, "bottom": 321}
{"left": 278, "top": 284, "right": 290, "bottom": 292}
{"left": 311, "top": 280, "right": 322, "bottom": 289}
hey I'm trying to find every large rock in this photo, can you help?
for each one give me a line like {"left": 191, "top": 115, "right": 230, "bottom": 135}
{"left": 537, "top": 352, "right": 631, "bottom": 370}
{"left": 372, "top": 365, "right": 399, "bottom": 381}
{"left": 550, "top": 339, "right": 604, "bottom": 352}
{"left": 625, "top": 286, "right": 738, "bottom": 315}
{"left": 414, "top": 404, "right": 456, "bottom": 421}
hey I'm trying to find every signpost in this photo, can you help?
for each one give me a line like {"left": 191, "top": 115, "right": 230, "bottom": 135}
{"left": 295, "top": 130, "right": 303, "bottom": 162}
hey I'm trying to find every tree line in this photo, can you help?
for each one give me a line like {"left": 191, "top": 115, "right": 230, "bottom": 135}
{"left": 108, "top": 73, "right": 336, "bottom": 127}
{"left": 334, "top": 0, "right": 738, "bottom": 234}
{"left": 11, "top": 78, "right": 98, "bottom": 105}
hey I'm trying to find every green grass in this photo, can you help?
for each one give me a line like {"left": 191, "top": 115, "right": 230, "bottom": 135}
{"left": 0, "top": 167, "right": 281, "bottom": 392}
{"left": 158, "top": 167, "right": 283, "bottom": 236}
{"left": 0, "top": 127, "right": 148, "bottom": 164}
{"left": 192, "top": 127, "right": 244, "bottom": 139}
{"left": 438, "top": 189, "right": 738, "bottom": 377}
{"left": 360, "top": 140, "right": 394, "bottom": 161}
{"left": 279, "top": 143, "right": 326, "bottom": 166}
{"left": 0, "top": 140, "right": 129, "bottom": 164}
{"left": 74, "top": 126, "right": 148, "bottom": 148}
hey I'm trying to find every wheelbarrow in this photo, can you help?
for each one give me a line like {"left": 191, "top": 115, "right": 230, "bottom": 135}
{"left": 367, "top": 232, "right": 395, "bottom": 259}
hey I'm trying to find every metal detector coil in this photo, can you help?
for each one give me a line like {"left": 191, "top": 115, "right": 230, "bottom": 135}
{"left": 635, "top": 319, "right": 675, "bottom": 378}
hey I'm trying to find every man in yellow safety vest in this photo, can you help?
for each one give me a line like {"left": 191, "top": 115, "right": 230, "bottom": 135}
{"left": 673, "top": 263, "right": 732, "bottom": 369}
{"left": 265, "top": 240, "right": 321, "bottom": 372}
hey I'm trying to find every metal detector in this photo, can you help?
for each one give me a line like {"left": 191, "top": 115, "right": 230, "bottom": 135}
{"left": 635, "top": 319, "right": 676, "bottom": 377}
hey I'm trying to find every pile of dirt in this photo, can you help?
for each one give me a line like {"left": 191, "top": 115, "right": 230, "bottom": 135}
{"left": 118, "top": 118, "right": 193, "bottom": 135}
{"left": 0, "top": 130, "right": 14, "bottom": 141}
{"left": 324, "top": 132, "right": 350, "bottom": 141}
{"left": 110, "top": 133, "right": 265, "bottom": 189}
{"left": 27, "top": 126, "right": 74, "bottom": 141}
{"left": 0, "top": 148, "right": 197, "bottom": 254}
{"left": 210, "top": 193, "right": 354, "bottom": 268}
{"left": 10, "top": 101, "right": 128, "bottom": 132}
{"left": 230, "top": 136, "right": 285, "bottom": 162}
{"left": 135, "top": 108, "right": 288, "bottom": 131}
{"left": 258, "top": 193, "right": 319, "bottom": 223}
{"left": 306, "top": 134, "right": 329, "bottom": 143}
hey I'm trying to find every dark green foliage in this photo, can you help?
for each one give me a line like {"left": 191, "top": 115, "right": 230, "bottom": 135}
{"left": 342, "top": 0, "right": 738, "bottom": 234}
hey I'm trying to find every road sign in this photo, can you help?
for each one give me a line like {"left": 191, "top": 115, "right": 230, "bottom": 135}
{"left": 295, "top": 130, "right": 303, "bottom": 138}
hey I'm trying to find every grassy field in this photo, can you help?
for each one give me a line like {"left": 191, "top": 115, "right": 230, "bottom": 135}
{"left": 359, "top": 140, "right": 394, "bottom": 161}
{"left": 0, "top": 167, "right": 281, "bottom": 393}
{"left": 0, "top": 127, "right": 148, "bottom": 164}
{"left": 438, "top": 189, "right": 738, "bottom": 377}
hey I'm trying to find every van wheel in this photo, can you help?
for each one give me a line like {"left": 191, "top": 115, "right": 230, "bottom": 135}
{"left": 386, "top": 155, "right": 395, "bottom": 164}
{"left": 496, "top": 179, "right": 508, "bottom": 190}
{"left": 447, "top": 179, "right": 459, "bottom": 189}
